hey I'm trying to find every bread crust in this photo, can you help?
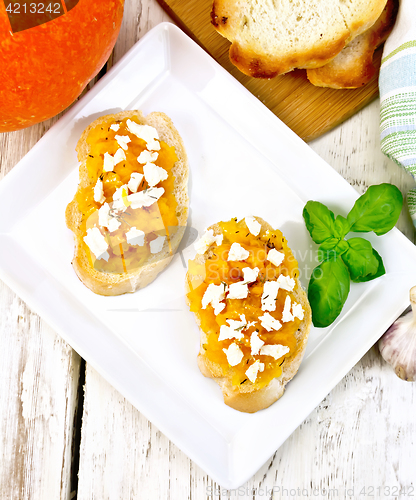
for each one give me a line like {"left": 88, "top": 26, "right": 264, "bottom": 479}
{"left": 228, "top": 38, "right": 348, "bottom": 80}
{"left": 66, "top": 110, "right": 189, "bottom": 295}
{"left": 307, "top": 0, "right": 398, "bottom": 88}
{"left": 186, "top": 217, "right": 312, "bottom": 413}
{"left": 212, "top": 0, "right": 388, "bottom": 78}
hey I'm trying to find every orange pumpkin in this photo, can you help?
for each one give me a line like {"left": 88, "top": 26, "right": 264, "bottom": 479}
{"left": 0, "top": 0, "right": 124, "bottom": 132}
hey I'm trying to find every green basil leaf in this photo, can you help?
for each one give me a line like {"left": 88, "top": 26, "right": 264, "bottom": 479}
{"left": 341, "top": 237, "right": 379, "bottom": 281}
{"left": 334, "top": 215, "right": 350, "bottom": 239}
{"left": 335, "top": 240, "right": 349, "bottom": 255}
{"left": 319, "top": 237, "right": 339, "bottom": 251}
{"left": 318, "top": 239, "right": 348, "bottom": 261}
{"left": 308, "top": 256, "right": 350, "bottom": 328}
{"left": 303, "top": 201, "right": 336, "bottom": 244}
{"left": 347, "top": 184, "right": 403, "bottom": 236}
{"left": 353, "top": 248, "right": 386, "bottom": 283}
{"left": 318, "top": 248, "right": 336, "bottom": 262}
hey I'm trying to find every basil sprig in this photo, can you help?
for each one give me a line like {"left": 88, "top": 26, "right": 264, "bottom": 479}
{"left": 303, "top": 183, "right": 403, "bottom": 328}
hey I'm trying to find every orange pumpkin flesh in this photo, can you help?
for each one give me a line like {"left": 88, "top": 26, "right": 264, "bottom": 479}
{"left": 0, "top": 0, "right": 124, "bottom": 132}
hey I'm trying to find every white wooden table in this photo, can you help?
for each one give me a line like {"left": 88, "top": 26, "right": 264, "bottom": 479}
{"left": 1, "top": 2, "right": 416, "bottom": 499}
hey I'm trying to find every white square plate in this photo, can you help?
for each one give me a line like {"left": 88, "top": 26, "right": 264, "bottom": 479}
{"left": 1, "top": 23, "right": 416, "bottom": 488}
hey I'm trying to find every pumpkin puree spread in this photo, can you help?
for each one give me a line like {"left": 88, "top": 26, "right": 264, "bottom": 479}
{"left": 187, "top": 217, "right": 304, "bottom": 388}
{"left": 75, "top": 116, "right": 178, "bottom": 274}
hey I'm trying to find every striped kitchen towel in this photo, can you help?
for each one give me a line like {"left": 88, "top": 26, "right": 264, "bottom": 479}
{"left": 379, "top": 0, "right": 416, "bottom": 227}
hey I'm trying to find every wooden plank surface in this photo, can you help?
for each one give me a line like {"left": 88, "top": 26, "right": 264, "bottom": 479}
{"left": 0, "top": 280, "right": 81, "bottom": 500}
{"left": 1, "top": 1, "right": 416, "bottom": 499}
{"left": 155, "top": 0, "right": 382, "bottom": 142}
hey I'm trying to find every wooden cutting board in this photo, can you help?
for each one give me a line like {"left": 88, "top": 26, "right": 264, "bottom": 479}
{"left": 156, "top": 0, "right": 382, "bottom": 141}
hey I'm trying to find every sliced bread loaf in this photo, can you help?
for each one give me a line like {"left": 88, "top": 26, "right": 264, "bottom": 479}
{"left": 307, "top": 0, "right": 398, "bottom": 88}
{"left": 211, "top": 0, "right": 388, "bottom": 78}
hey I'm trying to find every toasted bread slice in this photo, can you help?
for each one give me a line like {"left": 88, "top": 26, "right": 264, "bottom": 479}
{"left": 211, "top": 0, "right": 388, "bottom": 78}
{"left": 66, "top": 110, "right": 188, "bottom": 295}
{"left": 186, "top": 217, "right": 312, "bottom": 413}
{"left": 307, "top": 0, "right": 398, "bottom": 88}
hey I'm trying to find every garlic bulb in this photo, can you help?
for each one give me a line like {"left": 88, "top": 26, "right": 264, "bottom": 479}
{"left": 378, "top": 286, "right": 416, "bottom": 381}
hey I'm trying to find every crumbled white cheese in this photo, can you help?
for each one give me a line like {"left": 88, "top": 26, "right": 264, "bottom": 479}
{"left": 83, "top": 227, "right": 109, "bottom": 261}
{"left": 137, "top": 150, "right": 158, "bottom": 164}
{"left": 145, "top": 138, "right": 160, "bottom": 151}
{"left": 143, "top": 163, "right": 168, "bottom": 187}
{"left": 267, "top": 248, "right": 285, "bottom": 267}
{"left": 258, "top": 312, "right": 282, "bottom": 332}
{"left": 219, "top": 314, "right": 256, "bottom": 341}
{"left": 126, "top": 226, "right": 145, "bottom": 246}
{"left": 219, "top": 322, "right": 244, "bottom": 341}
{"left": 218, "top": 325, "right": 243, "bottom": 341}
{"left": 242, "top": 266, "right": 259, "bottom": 284}
{"left": 245, "top": 360, "right": 265, "bottom": 383}
{"left": 226, "top": 316, "right": 246, "bottom": 331}
{"left": 111, "top": 185, "right": 130, "bottom": 212}
{"left": 260, "top": 276, "right": 294, "bottom": 312}
{"left": 113, "top": 185, "right": 129, "bottom": 201}
{"left": 126, "top": 120, "right": 160, "bottom": 150}
{"left": 110, "top": 123, "right": 120, "bottom": 132}
{"left": 201, "top": 282, "right": 228, "bottom": 315}
{"left": 127, "top": 172, "right": 144, "bottom": 193}
{"left": 114, "top": 148, "right": 126, "bottom": 164}
{"left": 150, "top": 235, "right": 165, "bottom": 254}
{"left": 103, "top": 152, "right": 115, "bottom": 172}
{"left": 236, "top": 314, "right": 256, "bottom": 330}
{"left": 228, "top": 242, "right": 249, "bottom": 261}
{"left": 103, "top": 148, "right": 126, "bottom": 172}
{"left": 115, "top": 134, "right": 131, "bottom": 151}
{"left": 194, "top": 229, "right": 223, "bottom": 254}
{"left": 113, "top": 185, "right": 126, "bottom": 200}
{"left": 227, "top": 281, "right": 249, "bottom": 299}
{"left": 111, "top": 200, "right": 128, "bottom": 213}
{"left": 98, "top": 203, "right": 110, "bottom": 227}
{"left": 260, "top": 344, "right": 290, "bottom": 359}
{"left": 292, "top": 301, "right": 304, "bottom": 320}
{"left": 276, "top": 274, "right": 295, "bottom": 291}
{"left": 127, "top": 187, "right": 164, "bottom": 209}
{"left": 214, "top": 302, "right": 226, "bottom": 315}
{"left": 93, "top": 179, "right": 105, "bottom": 204}
{"left": 282, "top": 295, "right": 294, "bottom": 323}
{"left": 245, "top": 216, "right": 261, "bottom": 236}
{"left": 222, "top": 343, "right": 244, "bottom": 366}
{"left": 108, "top": 218, "right": 120, "bottom": 232}
{"left": 127, "top": 119, "right": 156, "bottom": 138}
{"left": 111, "top": 201, "right": 127, "bottom": 213}
{"left": 261, "top": 280, "right": 280, "bottom": 311}
{"left": 250, "top": 330, "right": 265, "bottom": 355}
{"left": 98, "top": 203, "right": 121, "bottom": 232}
